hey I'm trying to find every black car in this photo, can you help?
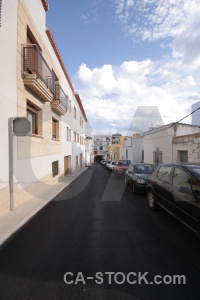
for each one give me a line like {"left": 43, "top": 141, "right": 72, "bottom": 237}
{"left": 146, "top": 163, "right": 200, "bottom": 238}
{"left": 125, "top": 163, "right": 155, "bottom": 193}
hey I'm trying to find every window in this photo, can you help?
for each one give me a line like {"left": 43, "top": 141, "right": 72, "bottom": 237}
{"left": 66, "top": 127, "right": 69, "bottom": 141}
{"left": 27, "top": 103, "right": 39, "bottom": 134}
{"left": 52, "top": 161, "right": 59, "bottom": 177}
{"left": 73, "top": 106, "right": 76, "bottom": 119}
{"left": 153, "top": 150, "right": 162, "bottom": 166}
{"left": 74, "top": 132, "right": 76, "bottom": 142}
{"left": 69, "top": 100, "right": 71, "bottom": 113}
{"left": 76, "top": 155, "right": 78, "bottom": 167}
{"left": 0, "top": 0, "right": 2, "bottom": 27}
{"left": 172, "top": 168, "right": 191, "bottom": 188}
{"left": 77, "top": 133, "right": 79, "bottom": 143}
{"left": 157, "top": 166, "right": 172, "bottom": 183}
{"left": 178, "top": 151, "right": 188, "bottom": 163}
{"left": 52, "top": 118, "right": 59, "bottom": 139}
{"left": 69, "top": 129, "right": 71, "bottom": 142}
{"left": 126, "top": 149, "right": 128, "bottom": 159}
{"left": 80, "top": 117, "right": 83, "bottom": 127}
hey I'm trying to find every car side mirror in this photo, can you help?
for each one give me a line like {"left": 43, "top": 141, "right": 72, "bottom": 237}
{"left": 193, "top": 190, "right": 200, "bottom": 202}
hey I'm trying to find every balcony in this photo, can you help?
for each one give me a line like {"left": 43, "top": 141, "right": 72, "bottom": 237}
{"left": 51, "top": 83, "right": 68, "bottom": 115}
{"left": 22, "top": 44, "right": 55, "bottom": 102}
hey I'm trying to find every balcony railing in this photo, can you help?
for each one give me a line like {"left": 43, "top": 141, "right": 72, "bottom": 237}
{"left": 51, "top": 83, "right": 68, "bottom": 115}
{"left": 22, "top": 45, "right": 55, "bottom": 100}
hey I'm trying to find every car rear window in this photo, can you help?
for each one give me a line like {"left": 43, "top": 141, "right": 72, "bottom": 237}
{"left": 134, "top": 164, "right": 154, "bottom": 174}
{"left": 118, "top": 160, "right": 130, "bottom": 166}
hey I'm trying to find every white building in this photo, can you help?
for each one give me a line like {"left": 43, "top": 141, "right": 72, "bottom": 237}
{"left": 143, "top": 123, "right": 200, "bottom": 165}
{"left": 0, "top": 0, "right": 88, "bottom": 215}
{"left": 93, "top": 134, "right": 112, "bottom": 161}
{"left": 120, "top": 136, "right": 144, "bottom": 163}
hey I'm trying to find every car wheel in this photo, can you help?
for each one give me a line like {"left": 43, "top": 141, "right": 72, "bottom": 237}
{"left": 147, "top": 189, "right": 157, "bottom": 210}
{"left": 132, "top": 182, "right": 137, "bottom": 194}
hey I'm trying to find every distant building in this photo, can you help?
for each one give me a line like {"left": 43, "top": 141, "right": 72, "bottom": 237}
{"left": 93, "top": 134, "right": 112, "bottom": 161}
{"left": 143, "top": 123, "right": 200, "bottom": 165}
{"left": 192, "top": 101, "right": 200, "bottom": 126}
{"left": 119, "top": 135, "right": 144, "bottom": 163}
{"left": 108, "top": 136, "right": 126, "bottom": 161}
{"left": 85, "top": 122, "right": 94, "bottom": 166}
{"left": 112, "top": 133, "right": 122, "bottom": 144}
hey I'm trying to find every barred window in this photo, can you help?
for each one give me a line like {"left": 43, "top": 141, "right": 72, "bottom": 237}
{"left": 0, "top": 0, "right": 2, "bottom": 27}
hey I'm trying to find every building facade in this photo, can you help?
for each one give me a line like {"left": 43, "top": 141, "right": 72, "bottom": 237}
{"left": 112, "top": 133, "right": 122, "bottom": 144}
{"left": 0, "top": 0, "right": 87, "bottom": 215}
{"left": 143, "top": 123, "right": 200, "bottom": 165}
{"left": 119, "top": 136, "right": 144, "bottom": 163}
{"left": 93, "top": 134, "right": 112, "bottom": 161}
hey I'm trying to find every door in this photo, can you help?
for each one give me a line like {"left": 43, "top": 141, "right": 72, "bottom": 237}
{"left": 170, "top": 167, "right": 200, "bottom": 234}
{"left": 80, "top": 154, "right": 82, "bottom": 169}
{"left": 154, "top": 165, "right": 173, "bottom": 208}
{"left": 64, "top": 156, "right": 69, "bottom": 175}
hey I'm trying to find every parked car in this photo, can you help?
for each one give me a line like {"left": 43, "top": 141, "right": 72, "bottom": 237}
{"left": 125, "top": 163, "right": 155, "bottom": 193}
{"left": 107, "top": 161, "right": 116, "bottom": 171}
{"left": 113, "top": 160, "right": 132, "bottom": 176}
{"left": 146, "top": 163, "right": 200, "bottom": 238}
{"left": 105, "top": 161, "right": 111, "bottom": 168}
{"left": 100, "top": 160, "right": 108, "bottom": 165}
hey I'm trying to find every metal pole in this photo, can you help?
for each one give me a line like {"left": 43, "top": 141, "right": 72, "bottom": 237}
{"left": 8, "top": 118, "right": 14, "bottom": 211}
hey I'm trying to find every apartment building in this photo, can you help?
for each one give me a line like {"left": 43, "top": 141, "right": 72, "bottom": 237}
{"left": 111, "top": 133, "right": 122, "bottom": 144}
{"left": 0, "top": 0, "right": 87, "bottom": 215}
{"left": 93, "top": 134, "right": 112, "bottom": 161}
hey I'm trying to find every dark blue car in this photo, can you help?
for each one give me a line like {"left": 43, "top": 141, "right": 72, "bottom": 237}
{"left": 125, "top": 163, "right": 155, "bottom": 194}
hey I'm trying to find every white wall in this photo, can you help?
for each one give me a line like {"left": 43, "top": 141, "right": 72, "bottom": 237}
{"left": 143, "top": 126, "right": 173, "bottom": 164}
{"left": 143, "top": 124, "right": 200, "bottom": 164}
{"left": 120, "top": 137, "right": 143, "bottom": 163}
{"left": 132, "top": 138, "right": 143, "bottom": 163}
{"left": 24, "top": 0, "right": 46, "bottom": 32}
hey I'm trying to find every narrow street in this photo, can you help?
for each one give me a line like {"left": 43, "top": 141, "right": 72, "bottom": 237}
{"left": 0, "top": 164, "right": 200, "bottom": 300}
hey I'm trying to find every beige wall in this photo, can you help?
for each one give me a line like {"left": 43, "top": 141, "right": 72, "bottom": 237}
{"left": 17, "top": 0, "right": 62, "bottom": 159}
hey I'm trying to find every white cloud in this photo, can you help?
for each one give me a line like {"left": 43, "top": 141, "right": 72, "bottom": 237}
{"left": 114, "top": 0, "right": 200, "bottom": 41}
{"left": 74, "top": 56, "right": 200, "bottom": 134}
{"left": 73, "top": 0, "right": 200, "bottom": 134}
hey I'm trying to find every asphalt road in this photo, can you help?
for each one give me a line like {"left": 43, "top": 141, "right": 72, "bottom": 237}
{"left": 0, "top": 164, "right": 200, "bottom": 300}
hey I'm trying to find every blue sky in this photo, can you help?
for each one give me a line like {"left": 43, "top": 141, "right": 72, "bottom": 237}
{"left": 46, "top": 0, "right": 200, "bottom": 134}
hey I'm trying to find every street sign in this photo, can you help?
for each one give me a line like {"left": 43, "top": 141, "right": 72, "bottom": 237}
{"left": 8, "top": 117, "right": 31, "bottom": 211}
{"left": 13, "top": 117, "right": 31, "bottom": 136}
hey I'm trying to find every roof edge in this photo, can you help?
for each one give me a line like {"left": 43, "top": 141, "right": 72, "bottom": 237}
{"left": 45, "top": 28, "right": 74, "bottom": 92}
{"left": 41, "top": 0, "right": 49, "bottom": 12}
{"left": 74, "top": 92, "right": 88, "bottom": 122}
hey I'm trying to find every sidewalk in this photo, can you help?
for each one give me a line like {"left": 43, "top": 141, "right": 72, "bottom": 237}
{"left": 0, "top": 167, "right": 88, "bottom": 246}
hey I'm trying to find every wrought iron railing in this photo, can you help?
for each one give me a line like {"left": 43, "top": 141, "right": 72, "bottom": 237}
{"left": 22, "top": 44, "right": 55, "bottom": 94}
{"left": 55, "top": 83, "right": 68, "bottom": 110}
